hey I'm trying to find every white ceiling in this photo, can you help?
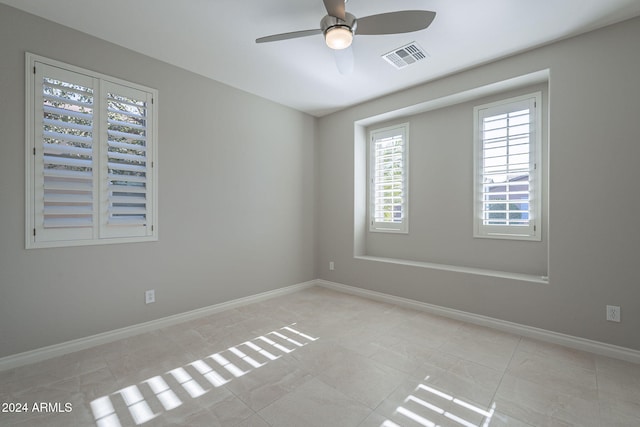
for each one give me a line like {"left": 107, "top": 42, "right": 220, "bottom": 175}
{"left": 3, "top": 0, "right": 640, "bottom": 116}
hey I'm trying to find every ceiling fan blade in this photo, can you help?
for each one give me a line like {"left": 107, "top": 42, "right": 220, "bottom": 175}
{"left": 322, "top": 0, "right": 346, "bottom": 20}
{"left": 333, "top": 45, "right": 354, "bottom": 74}
{"left": 256, "top": 29, "right": 322, "bottom": 43}
{"left": 356, "top": 10, "right": 436, "bottom": 35}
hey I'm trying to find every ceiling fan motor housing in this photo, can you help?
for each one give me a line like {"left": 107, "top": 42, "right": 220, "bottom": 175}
{"left": 321, "top": 12, "right": 357, "bottom": 35}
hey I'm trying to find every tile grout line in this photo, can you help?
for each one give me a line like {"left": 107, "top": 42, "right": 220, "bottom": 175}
{"left": 593, "top": 356, "right": 604, "bottom": 426}
{"left": 482, "top": 334, "right": 524, "bottom": 426}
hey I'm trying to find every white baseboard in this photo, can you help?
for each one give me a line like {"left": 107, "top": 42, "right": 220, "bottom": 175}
{"left": 2, "top": 278, "right": 638, "bottom": 371}
{"left": 316, "top": 279, "right": 640, "bottom": 364}
{"left": 0, "top": 280, "right": 316, "bottom": 372}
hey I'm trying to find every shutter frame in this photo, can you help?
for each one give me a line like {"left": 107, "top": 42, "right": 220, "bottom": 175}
{"left": 473, "top": 92, "right": 542, "bottom": 241}
{"left": 100, "top": 81, "right": 154, "bottom": 239}
{"left": 32, "top": 62, "right": 97, "bottom": 244}
{"left": 369, "top": 123, "right": 409, "bottom": 233}
{"left": 26, "top": 53, "right": 158, "bottom": 248}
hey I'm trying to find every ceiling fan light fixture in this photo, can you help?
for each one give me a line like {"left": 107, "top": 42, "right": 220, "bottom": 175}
{"left": 325, "top": 25, "right": 353, "bottom": 50}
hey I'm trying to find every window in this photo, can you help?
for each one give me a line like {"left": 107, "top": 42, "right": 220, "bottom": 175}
{"left": 473, "top": 92, "right": 541, "bottom": 240}
{"left": 369, "top": 123, "right": 409, "bottom": 233}
{"left": 26, "top": 54, "right": 158, "bottom": 248}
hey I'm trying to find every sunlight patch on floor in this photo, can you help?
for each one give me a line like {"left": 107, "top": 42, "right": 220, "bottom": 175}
{"left": 90, "top": 323, "right": 318, "bottom": 426}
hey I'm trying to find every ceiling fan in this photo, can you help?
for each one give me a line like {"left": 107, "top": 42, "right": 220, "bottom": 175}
{"left": 256, "top": 0, "right": 436, "bottom": 74}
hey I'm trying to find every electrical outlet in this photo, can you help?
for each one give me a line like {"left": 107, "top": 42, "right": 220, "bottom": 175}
{"left": 329, "top": 261, "right": 334, "bottom": 271}
{"left": 145, "top": 289, "right": 155, "bottom": 304}
{"left": 606, "top": 305, "right": 620, "bottom": 322}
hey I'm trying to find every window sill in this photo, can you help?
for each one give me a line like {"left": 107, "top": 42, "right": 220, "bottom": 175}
{"left": 354, "top": 255, "right": 549, "bottom": 284}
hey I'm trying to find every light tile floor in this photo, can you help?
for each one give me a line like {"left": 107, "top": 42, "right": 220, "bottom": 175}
{"left": 1, "top": 286, "right": 639, "bottom": 426}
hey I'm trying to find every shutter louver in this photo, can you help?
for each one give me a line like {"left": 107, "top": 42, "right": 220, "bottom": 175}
{"left": 474, "top": 93, "right": 541, "bottom": 241}
{"left": 374, "top": 135, "right": 404, "bottom": 223}
{"left": 37, "top": 67, "right": 96, "bottom": 240}
{"left": 481, "top": 108, "right": 531, "bottom": 227}
{"left": 103, "top": 84, "right": 150, "bottom": 235}
{"left": 370, "top": 124, "right": 408, "bottom": 233}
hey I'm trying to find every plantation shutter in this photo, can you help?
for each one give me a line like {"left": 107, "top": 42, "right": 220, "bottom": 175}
{"left": 27, "top": 54, "right": 158, "bottom": 248}
{"left": 475, "top": 94, "right": 539, "bottom": 239}
{"left": 34, "top": 63, "right": 97, "bottom": 243}
{"left": 101, "top": 81, "right": 154, "bottom": 238}
{"left": 370, "top": 124, "right": 408, "bottom": 232}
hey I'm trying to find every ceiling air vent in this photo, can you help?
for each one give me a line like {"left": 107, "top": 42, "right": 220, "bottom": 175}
{"left": 382, "top": 42, "right": 428, "bottom": 69}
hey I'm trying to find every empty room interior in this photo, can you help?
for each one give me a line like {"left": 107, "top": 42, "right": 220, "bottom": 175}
{"left": 1, "top": 1, "right": 640, "bottom": 426}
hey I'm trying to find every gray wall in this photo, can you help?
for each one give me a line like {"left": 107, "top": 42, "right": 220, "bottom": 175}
{"left": 1, "top": 4, "right": 639, "bottom": 359}
{"left": 0, "top": 4, "right": 316, "bottom": 358}
{"left": 318, "top": 17, "right": 640, "bottom": 351}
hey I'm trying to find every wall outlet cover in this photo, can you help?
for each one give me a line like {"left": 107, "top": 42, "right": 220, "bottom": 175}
{"left": 606, "top": 305, "right": 620, "bottom": 322}
{"left": 145, "top": 290, "right": 155, "bottom": 304}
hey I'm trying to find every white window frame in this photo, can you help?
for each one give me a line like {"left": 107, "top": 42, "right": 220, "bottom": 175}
{"left": 473, "top": 92, "right": 542, "bottom": 241}
{"left": 369, "top": 123, "right": 409, "bottom": 233}
{"left": 25, "top": 53, "right": 158, "bottom": 248}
